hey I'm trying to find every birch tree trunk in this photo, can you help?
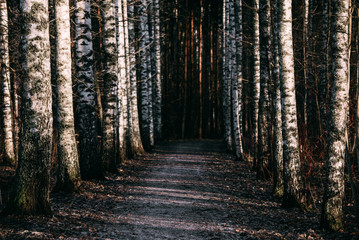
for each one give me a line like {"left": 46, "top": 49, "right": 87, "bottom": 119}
{"left": 152, "top": 0, "right": 162, "bottom": 141}
{"left": 5, "top": 0, "right": 52, "bottom": 215}
{"left": 0, "top": 0, "right": 15, "bottom": 165}
{"left": 231, "top": 0, "right": 243, "bottom": 160}
{"left": 272, "top": 0, "right": 283, "bottom": 197}
{"left": 116, "top": 0, "right": 129, "bottom": 162}
{"left": 321, "top": 0, "right": 349, "bottom": 231}
{"left": 102, "top": 0, "right": 119, "bottom": 173}
{"left": 53, "top": 0, "right": 81, "bottom": 192}
{"left": 252, "top": 0, "right": 260, "bottom": 165}
{"left": 278, "top": 0, "right": 307, "bottom": 209}
{"left": 75, "top": 0, "right": 104, "bottom": 180}
{"left": 222, "top": 0, "right": 232, "bottom": 151}
{"left": 127, "top": 0, "right": 145, "bottom": 156}
{"left": 138, "top": 0, "right": 154, "bottom": 151}
{"left": 257, "top": 0, "right": 271, "bottom": 178}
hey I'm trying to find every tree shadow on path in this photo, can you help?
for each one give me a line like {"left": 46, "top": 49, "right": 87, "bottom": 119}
{"left": 0, "top": 140, "right": 357, "bottom": 239}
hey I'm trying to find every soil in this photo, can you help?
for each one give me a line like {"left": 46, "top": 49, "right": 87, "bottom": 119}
{"left": 0, "top": 140, "right": 358, "bottom": 239}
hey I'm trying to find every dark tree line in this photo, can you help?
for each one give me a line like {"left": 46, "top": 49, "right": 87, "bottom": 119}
{"left": 0, "top": 0, "right": 357, "bottom": 232}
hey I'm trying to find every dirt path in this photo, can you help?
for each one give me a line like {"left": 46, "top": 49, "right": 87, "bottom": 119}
{"left": 0, "top": 140, "right": 356, "bottom": 239}
{"left": 115, "top": 141, "right": 241, "bottom": 239}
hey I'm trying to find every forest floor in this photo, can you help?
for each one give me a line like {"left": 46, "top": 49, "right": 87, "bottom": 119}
{"left": 0, "top": 140, "right": 358, "bottom": 239}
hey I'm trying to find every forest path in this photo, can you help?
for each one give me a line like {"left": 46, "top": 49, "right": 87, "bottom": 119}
{"left": 1, "top": 140, "right": 353, "bottom": 239}
{"left": 109, "top": 140, "right": 323, "bottom": 239}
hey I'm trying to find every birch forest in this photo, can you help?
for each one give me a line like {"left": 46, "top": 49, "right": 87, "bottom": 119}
{"left": 1, "top": 0, "right": 359, "bottom": 238}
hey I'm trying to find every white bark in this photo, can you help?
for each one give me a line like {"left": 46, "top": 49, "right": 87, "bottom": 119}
{"left": 138, "top": 0, "right": 154, "bottom": 151}
{"left": 278, "top": 0, "right": 306, "bottom": 209}
{"left": 102, "top": 0, "right": 120, "bottom": 172}
{"left": 230, "top": 0, "right": 243, "bottom": 159}
{"left": 257, "top": 0, "right": 271, "bottom": 178}
{"left": 74, "top": 0, "right": 103, "bottom": 180}
{"left": 116, "top": 0, "right": 128, "bottom": 162}
{"left": 272, "top": 0, "right": 283, "bottom": 197}
{"left": 222, "top": 0, "right": 232, "bottom": 151}
{"left": 0, "top": 0, "right": 15, "bottom": 165}
{"left": 153, "top": 0, "right": 162, "bottom": 141}
{"left": 321, "top": 0, "right": 349, "bottom": 231}
{"left": 6, "top": 0, "right": 52, "bottom": 214}
{"left": 127, "top": 0, "right": 145, "bottom": 155}
{"left": 252, "top": 0, "right": 260, "bottom": 164}
{"left": 53, "top": 0, "right": 81, "bottom": 192}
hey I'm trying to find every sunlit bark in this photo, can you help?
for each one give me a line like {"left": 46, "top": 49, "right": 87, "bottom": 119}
{"left": 278, "top": 0, "right": 307, "bottom": 209}
{"left": 5, "top": 0, "right": 52, "bottom": 215}
{"left": 127, "top": 0, "right": 145, "bottom": 156}
{"left": 0, "top": 0, "right": 15, "bottom": 165}
{"left": 53, "top": 0, "right": 81, "bottom": 192}
{"left": 321, "top": 0, "right": 349, "bottom": 231}
{"left": 251, "top": 0, "right": 260, "bottom": 165}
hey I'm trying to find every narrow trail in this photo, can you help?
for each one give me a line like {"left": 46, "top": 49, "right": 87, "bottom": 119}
{"left": 115, "top": 141, "right": 240, "bottom": 239}
{"left": 0, "top": 140, "right": 355, "bottom": 239}
{"left": 106, "top": 140, "right": 352, "bottom": 239}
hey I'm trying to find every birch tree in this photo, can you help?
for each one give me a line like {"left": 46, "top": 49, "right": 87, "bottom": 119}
{"left": 74, "top": 0, "right": 103, "bottom": 180}
{"left": 138, "top": 0, "right": 154, "bottom": 151}
{"left": 102, "top": 0, "right": 119, "bottom": 172}
{"left": 53, "top": 0, "right": 81, "bottom": 192}
{"left": 222, "top": 0, "right": 232, "bottom": 151}
{"left": 277, "top": 0, "right": 307, "bottom": 209}
{"left": 257, "top": 0, "right": 271, "bottom": 178}
{"left": 152, "top": 0, "right": 162, "bottom": 141}
{"left": 0, "top": 0, "right": 15, "bottom": 165}
{"left": 252, "top": 0, "right": 260, "bottom": 165}
{"left": 272, "top": 0, "right": 283, "bottom": 197}
{"left": 5, "top": 0, "right": 52, "bottom": 215}
{"left": 321, "top": 0, "right": 349, "bottom": 231}
{"left": 231, "top": 0, "right": 243, "bottom": 160}
{"left": 117, "top": 0, "right": 129, "bottom": 162}
{"left": 127, "top": 0, "right": 145, "bottom": 156}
